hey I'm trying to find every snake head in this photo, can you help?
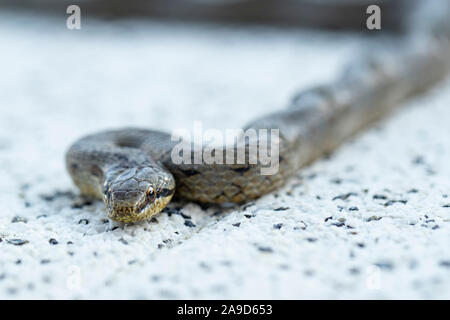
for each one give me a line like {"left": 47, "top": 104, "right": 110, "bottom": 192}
{"left": 102, "top": 164, "right": 175, "bottom": 223}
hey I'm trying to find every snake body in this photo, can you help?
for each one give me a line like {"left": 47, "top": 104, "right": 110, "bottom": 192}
{"left": 66, "top": 29, "right": 450, "bottom": 223}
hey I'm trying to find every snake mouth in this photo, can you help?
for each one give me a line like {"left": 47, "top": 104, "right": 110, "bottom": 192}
{"left": 108, "top": 187, "right": 175, "bottom": 223}
{"left": 107, "top": 194, "right": 174, "bottom": 223}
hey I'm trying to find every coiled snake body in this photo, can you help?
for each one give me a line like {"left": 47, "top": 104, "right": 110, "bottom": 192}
{"left": 66, "top": 33, "right": 450, "bottom": 222}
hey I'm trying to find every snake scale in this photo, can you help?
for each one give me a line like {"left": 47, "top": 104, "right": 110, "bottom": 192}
{"left": 66, "top": 6, "right": 450, "bottom": 223}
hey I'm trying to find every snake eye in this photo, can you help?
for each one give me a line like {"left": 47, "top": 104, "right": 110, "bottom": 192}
{"left": 146, "top": 187, "right": 156, "bottom": 202}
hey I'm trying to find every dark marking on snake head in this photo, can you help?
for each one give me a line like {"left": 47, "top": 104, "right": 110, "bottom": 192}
{"left": 158, "top": 188, "right": 175, "bottom": 199}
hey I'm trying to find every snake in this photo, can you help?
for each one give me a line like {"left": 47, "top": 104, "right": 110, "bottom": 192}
{"left": 66, "top": 9, "right": 450, "bottom": 223}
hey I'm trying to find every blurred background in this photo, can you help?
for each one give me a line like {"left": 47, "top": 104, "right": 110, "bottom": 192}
{"left": 2, "top": 0, "right": 411, "bottom": 30}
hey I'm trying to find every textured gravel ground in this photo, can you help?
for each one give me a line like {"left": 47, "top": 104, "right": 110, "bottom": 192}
{"left": 0, "top": 12, "right": 449, "bottom": 299}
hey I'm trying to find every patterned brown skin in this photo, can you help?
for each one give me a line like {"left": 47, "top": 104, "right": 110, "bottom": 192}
{"left": 66, "top": 35, "right": 450, "bottom": 223}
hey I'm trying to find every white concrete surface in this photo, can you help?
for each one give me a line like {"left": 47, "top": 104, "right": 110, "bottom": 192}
{"left": 0, "top": 12, "right": 449, "bottom": 299}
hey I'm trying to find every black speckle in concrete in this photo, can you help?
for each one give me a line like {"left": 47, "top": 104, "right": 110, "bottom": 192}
{"left": 409, "top": 260, "right": 418, "bottom": 270}
{"left": 241, "top": 202, "right": 255, "bottom": 211}
{"left": 304, "top": 270, "right": 315, "bottom": 277}
{"left": 373, "top": 194, "right": 387, "bottom": 200}
{"left": 67, "top": 241, "right": 73, "bottom": 245}
{"left": 15, "top": 259, "right": 21, "bottom": 265}
{"left": 40, "top": 259, "right": 51, "bottom": 264}
{"left": 356, "top": 243, "right": 365, "bottom": 248}
{"left": 273, "top": 223, "right": 283, "bottom": 229}
{"left": 199, "top": 262, "right": 211, "bottom": 271}
{"left": 128, "top": 260, "right": 138, "bottom": 265}
{"left": 49, "top": 238, "right": 58, "bottom": 245}
{"left": 184, "top": 220, "right": 196, "bottom": 228}
{"left": 331, "top": 222, "right": 345, "bottom": 227}
{"left": 332, "top": 192, "right": 357, "bottom": 201}
{"left": 412, "top": 156, "right": 425, "bottom": 165}
{"left": 349, "top": 267, "right": 360, "bottom": 275}
{"left": 306, "top": 173, "right": 317, "bottom": 180}
{"left": 244, "top": 214, "right": 255, "bottom": 219}
{"left": 180, "top": 212, "right": 191, "bottom": 220}
{"left": 232, "top": 222, "right": 241, "bottom": 227}
{"left": 220, "top": 260, "right": 232, "bottom": 267}
{"left": 71, "top": 200, "right": 93, "bottom": 209}
{"left": 274, "top": 207, "right": 289, "bottom": 211}
{"left": 384, "top": 200, "right": 407, "bottom": 207}
{"left": 150, "top": 217, "right": 158, "bottom": 223}
{"left": 439, "top": 261, "right": 450, "bottom": 268}
{"left": 349, "top": 206, "right": 359, "bottom": 211}
{"left": 163, "top": 207, "right": 180, "bottom": 217}
{"left": 306, "top": 237, "right": 317, "bottom": 242}
{"left": 443, "top": 204, "right": 450, "bottom": 208}
{"left": 408, "top": 189, "right": 419, "bottom": 194}
{"left": 375, "top": 262, "right": 394, "bottom": 270}
{"left": 119, "top": 238, "right": 129, "bottom": 245}
{"left": 78, "top": 219, "right": 89, "bottom": 225}
{"left": 257, "top": 246, "right": 273, "bottom": 253}
{"left": 324, "top": 216, "right": 333, "bottom": 222}
{"left": 7, "top": 239, "right": 29, "bottom": 246}
{"left": 37, "top": 214, "right": 47, "bottom": 219}
{"left": 7, "top": 288, "right": 18, "bottom": 295}
{"left": 11, "top": 216, "right": 27, "bottom": 223}
{"left": 367, "top": 216, "right": 382, "bottom": 222}
{"left": 330, "top": 178, "right": 342, "bottom": 184}
{"left": 212, "top": 211, "right": 223, "bottom": 217}
{"left": 150, "top": 275, "right": 161, "bottom": 282}
{"left": 40, "top": 190, "right": 75, "bottom": 202}
{"left": 42, "top": 276, "right": 52, "bottom": 284}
